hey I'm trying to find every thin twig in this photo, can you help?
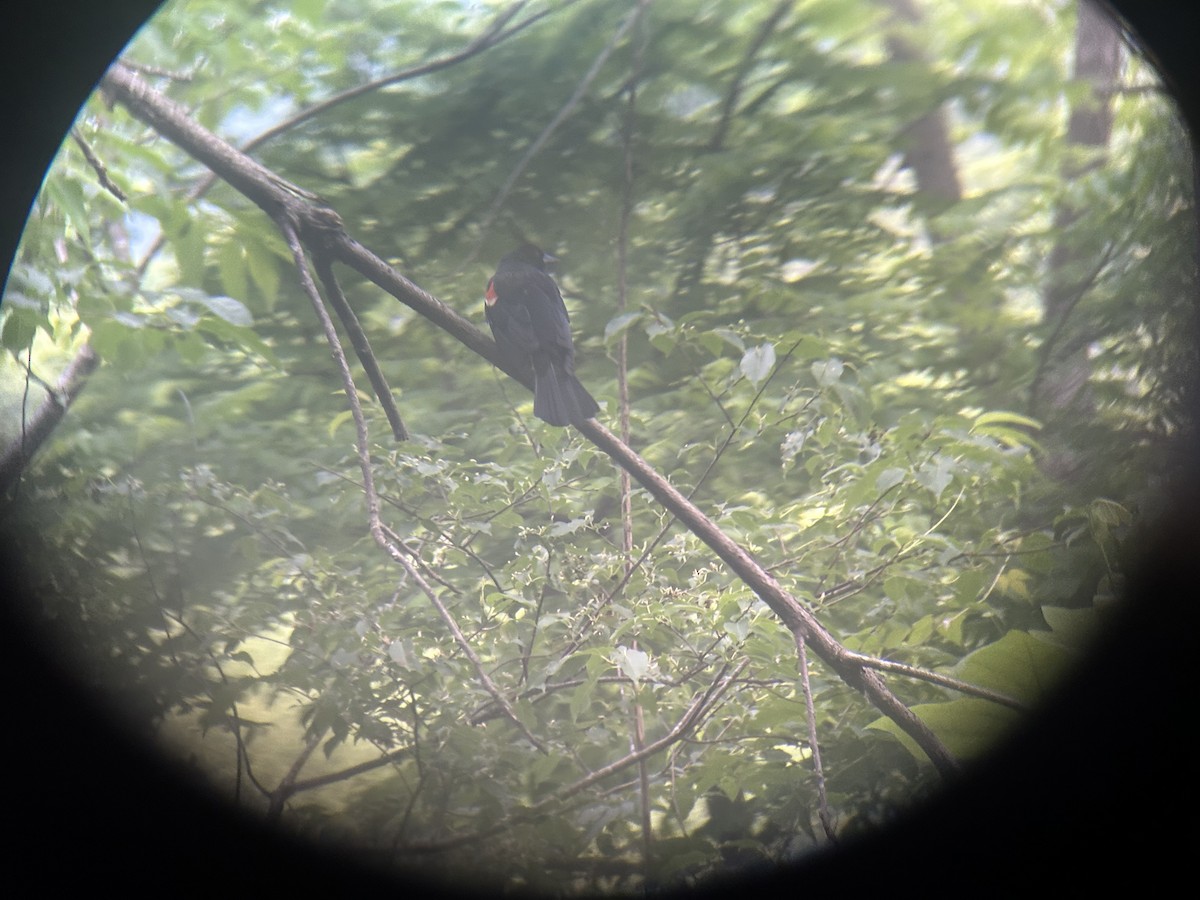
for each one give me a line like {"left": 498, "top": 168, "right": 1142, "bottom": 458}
{"left": 126, "top": 495, "right": 271, "bottom": 803}
{"left": 581, "top": 336, "right": 805, "bottom": 624}
{"left": 238, "top": 0, "right": 545, "bottom": 152}
{"left": 289, "top": 744, "right": 414, "bottom": 795}
{"left": 795, "top": 632, "right": 837, "bottom": 842}
{"left": 398, "top": 661, "right": 746, "bottom": 854}
{"left": 467, "top": 658, "right": 721, "bottom": 725}
{"left": 708, "top": 0, "right": 795, "bottom": 152}
{"left": 475, "top": 1, "right": 649, "bottom": 247}
{"left": 315, "top": 461, "right": 506, "bottom": 595}
{"left": 671, "top": 0, "right": 795, "bottom": 297}
{"left": 279, "top": 212, "right": 545, "bottom": 753}
{"left": 266, "top": 728, "right": 323, "bottom": 821}
{"left": 618, "top": 1, "right": 653, "bottom": 874}
{"left": 71, "top": 128, "right": 127, "bottom": 201}
{"left": 844, "top": 651, "right": 1026, "bottom": 710}
{"left": 313, "top": 253, "right": 408, "bottom": 440}
{"left": 0, "top": 344, "right": 100, "bottom": 495}
{"left": 133, "top": 0, "right": 554, "bottom": 274}
{"left": 412, "top": 564, "right": 544, "bottom": 753}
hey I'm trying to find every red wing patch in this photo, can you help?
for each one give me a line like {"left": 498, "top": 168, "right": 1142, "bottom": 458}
{"left": 484, "top": 279, "right": 498, "bottom": 307}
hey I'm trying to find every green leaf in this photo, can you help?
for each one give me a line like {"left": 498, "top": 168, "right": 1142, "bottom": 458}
{"left": 996, "top": 568, "right": 1034, "bottom": 603}
{"left": 245, "top": 242, "right": 281, "bottom": 309}
{"left": 548, "top": 516, "right": 588, "bottom": 536}
{"left": 1040, "top": 605, "right": 1104, "bottom": 650}
{"left": 723, "top": 619, "right": 749, "bottom": 641}
{"left": 569, "top": 672, "right": 601, "bottom": 721}
{"left": 907, "top": 613, "right": 934, "bottom": 644}
{"left": 700, "top": 328, "right": 744, "bottom": 355}
{"left": 45, "top": 174, "right": 91, "bottom": 243}
{"left": 195, "top": 316, "right": 279, "bottom": 364}
{"left": 972, "top": 410, "right": 1042, "bottom": 431}
{"left": 604, "top": 311, "right": 641, "bottom": 342}
{"left": 1, "top": 309, "right": 40, "bottom": 350}
{"left": 217, "top": 240, "right": 250, "bottom": 304}
{"left": 875, "top": 467, "right": 906, "bottom": 492}
{"left": 971, "top": 410, "right": 1043, "bottom": 452}
{"left": 870, "top": 698, "right": 1023, "bottom": 760}
{"left": 196, "top": 294, "right": 253, "bottom": 327}
{"left": 739, "top": 343, "right": 776, "bottom": 385}
{"left": 614, "top": 645, "right": 651, "bottom": 684}
{"left": 327, "top": 409, "right": 355, "bottom": 437}
{"left": 811, "top": 357, "right": 844, "bottom": 386}
{"left": 915, "top": 454, "right": 956, "bottom": 500}
{"left": 172, "top": 219, "right": 207, "bottom": 286}
{"left": 955, "top": 630, "right": 1076, "bottom": 703}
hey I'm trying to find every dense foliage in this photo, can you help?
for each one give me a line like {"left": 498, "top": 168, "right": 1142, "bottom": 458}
{"left": 1, "top": 0, "right": 1194, "bottom": 892}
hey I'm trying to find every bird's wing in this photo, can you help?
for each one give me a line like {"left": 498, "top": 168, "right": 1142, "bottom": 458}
{"left": 491, "top": 268, "right": 573, "bottom": 354}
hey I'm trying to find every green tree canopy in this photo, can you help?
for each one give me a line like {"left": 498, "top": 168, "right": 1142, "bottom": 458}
{"left": 1, "top": 0, "right": 1194, "bottom": 893}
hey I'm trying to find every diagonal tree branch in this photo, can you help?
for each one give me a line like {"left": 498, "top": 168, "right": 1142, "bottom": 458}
{"left": 99, "top": 59, "right": 958, "bottom": 777}
{"left": 134, "top": 0, "right": 562, "bottom": 275}
{"left": 266, "top": 727, "right": 323, "bottom": 822}
{"left": 242, "top": 0, "right": 539, "bottom": 150}
{"left": 0, "top": 343, "right": 100, "bottom": 495}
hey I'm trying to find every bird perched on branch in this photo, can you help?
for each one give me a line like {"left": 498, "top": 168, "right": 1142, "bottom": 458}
{"left": 484, "top": 243, "right": 600, "bottom": 427}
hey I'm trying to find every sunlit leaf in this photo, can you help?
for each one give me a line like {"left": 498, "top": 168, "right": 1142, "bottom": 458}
{"left": 614, "top": 646, "right": 651, "bottom": 684}
{"left": 740, "top": 343, "right": 776, "bottom": 385}
{"left": 811, "top": 357, "right": 843, "bottom": 386}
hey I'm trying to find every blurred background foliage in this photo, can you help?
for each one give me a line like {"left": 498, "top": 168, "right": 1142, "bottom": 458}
{"left": 1, "top": 0, "right": 1194, "bottom": 892}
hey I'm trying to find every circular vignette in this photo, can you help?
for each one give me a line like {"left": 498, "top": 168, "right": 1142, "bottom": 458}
{"left": 1, "top": 1, "right": 1197, "bottom": 895}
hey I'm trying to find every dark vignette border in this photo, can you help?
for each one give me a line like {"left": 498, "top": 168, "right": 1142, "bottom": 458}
{"left": 1, "top": 2, "right": 1196, "bottom": 895}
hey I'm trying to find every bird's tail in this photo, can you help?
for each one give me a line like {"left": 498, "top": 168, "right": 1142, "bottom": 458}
{"left": 534, "top": 363, "right": 600, "bottom": 427}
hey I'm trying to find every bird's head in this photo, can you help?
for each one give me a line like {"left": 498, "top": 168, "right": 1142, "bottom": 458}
{"left": 506, "top": 242, "right": 557, "bottom": 271}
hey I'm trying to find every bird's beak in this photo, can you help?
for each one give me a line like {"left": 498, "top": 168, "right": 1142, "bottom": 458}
{"left": 542, "top": 251, "right": 559, "bottom": 266}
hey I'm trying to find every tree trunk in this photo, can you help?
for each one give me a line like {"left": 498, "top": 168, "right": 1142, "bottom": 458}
{"left": 880, "top": 0, "right": 963, "bottom": 227}
{"left": 1031, "top": 1, "right": 1122, "bottom": 479}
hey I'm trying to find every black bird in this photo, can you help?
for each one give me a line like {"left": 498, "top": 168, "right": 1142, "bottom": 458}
{"left": 484, "top": 244, "right": 600, "bottom": 427}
